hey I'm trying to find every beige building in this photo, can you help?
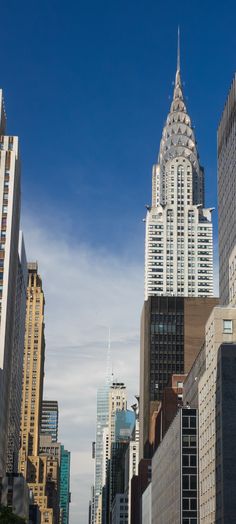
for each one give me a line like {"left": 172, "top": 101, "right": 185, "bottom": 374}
{"left": 19, "top": 263, "right": 59, "bottom": 524}
{"left": 199, "top": 306, "right": 236, "bottom": 523}
{"left": 108, "top": 382, "right": 127, "bottom": 455}
{"left": 19, "top": 262, "right": 45, "bottom": 470}
{"left": 26, "top": 455, "right": 55, "bottom": 524}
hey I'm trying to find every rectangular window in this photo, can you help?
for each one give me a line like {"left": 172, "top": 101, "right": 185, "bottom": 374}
{"left": 223, "top": 319, "right": 233, "bottom": 334}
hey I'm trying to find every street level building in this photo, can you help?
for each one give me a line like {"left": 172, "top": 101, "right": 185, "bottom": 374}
{"left": 130, "top": 459, "right": 151, "bottom": 524}
{"left": 152, "top": 408, "right": 198, "bottom": 523}
{"left": 25, "top": 454, "right": 59, "bottom": 524}
{"left": 111, "top": 494, "right": 128, "bottom": 524}
{"left": 110, "top": 442, "right": 129, "bottom": 516}
{"left": 198, "top": 306, "right": 236, "bottom": 522}
{"left": 0, "top": 89, "right": 21, "bottom": 477}
{"left": 218, "top": 73, "right": 236, "bottom": 304}
{"left": 1, "top": 473, "right": 30, "bottom": 521}
{"left": 142, "top": 483, "right": 152, "bottom": 524}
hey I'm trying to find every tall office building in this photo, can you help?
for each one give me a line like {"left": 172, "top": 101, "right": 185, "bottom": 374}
{"left": 19, "top": 262, "right": 45, "bottom": 472}
{"left": 41, "top": 400, "right": 59, "bottom": 442}
{"left": 108, "top": 382, "right": 127, "bottom": 451}
{"left": 218, "top": 73, "right": 236, "bottom": 304}
{"left": 139, "top": 295, "right": 217, "bottom": 459}
{"left": 19, "top": 263, "right": 61, "bottom": 524}
{"left": 140, "top": 35, "right": 216, "bottom": 461}
{"left": 94, "top": 384, "right": 111, "bottom": 523}
{"left": 144, "top": 39, "right": 213, "bottom": 299}
{"left": 6, "top": 232, "right": 28, "bottom": 473}
{"left": 93, "top": 337, "right": 113, "bottom": 524}
{"left": 60, "top": 445, "right": 71, "bottom": 524}
{"left": 0, "top": 89, "right": 21, "bottom": 476}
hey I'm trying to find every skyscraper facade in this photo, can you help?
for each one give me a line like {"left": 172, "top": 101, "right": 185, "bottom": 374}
{"left": 108, "top": 382, "right": 127, "bottom": 450}
{"left": 19, "top": 262, "right": 45, "bottom": 472}
{"left": 140, "top": 36, "right": 216, "bottom": 463}
{"left": 60, "top": 445, "right": 71, "bottom": 524}
{"left": 139, "top": 295, "right": 217, "bottom": 459}
{"left": 6, "top": 232, "right": 28, "bottom": 473}
{"left": 151, "top": 408, "right": 198, "bottom": 523}
{"left": 41, "top": 400, "right": 59, "bottom": 443}
{"left": 144, "top": 44, "right": 213, "bottom": 299}
{"left": 198, "top": 306, "right": 236, "bottom": 522}
{"left": 94, "top": 381, "right": 111, "bottom": 523}
{"left": 218, "top": 73, "right": 236, "bottom": 304}
{"left": 0, "top": 89, "right": 21, "bottom": 476}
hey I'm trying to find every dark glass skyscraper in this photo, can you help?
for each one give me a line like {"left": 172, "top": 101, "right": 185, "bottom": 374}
{"left": 139, "top": 296, "right": 217, "bottom": 459}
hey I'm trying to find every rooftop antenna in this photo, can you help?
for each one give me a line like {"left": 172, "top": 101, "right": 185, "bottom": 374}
{"left": 106, "top": 327, "right": 113, "bottom": 384}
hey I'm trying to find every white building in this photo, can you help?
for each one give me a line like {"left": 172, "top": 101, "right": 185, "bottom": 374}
{"left": 0, "top": 89, "right": 21, "bottom": 476}
{"left": 144, "top": 42, "right": 213, "bottom": 299}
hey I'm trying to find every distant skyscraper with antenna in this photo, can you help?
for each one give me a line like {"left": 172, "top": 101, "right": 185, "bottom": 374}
{"left": 93, "top": 331, "right": 113, "bottom": 524}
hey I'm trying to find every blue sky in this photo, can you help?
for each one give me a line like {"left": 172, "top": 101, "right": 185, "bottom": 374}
{"left": 2, "top": 0, "right": 236, "bottom": 522}
{"left": 2, "top": 0, "right": 236, "bottom": 254}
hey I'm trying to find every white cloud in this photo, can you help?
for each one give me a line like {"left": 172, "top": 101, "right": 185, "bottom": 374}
{"left": 22, "top": 211, "right": 143, "bottom": 524}
{"left": 22, "top": 211, "right": 219, "bottom": 523}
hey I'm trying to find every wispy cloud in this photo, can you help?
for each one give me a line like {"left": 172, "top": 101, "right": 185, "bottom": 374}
{"left": 22, "top": 211, "right": 143, "bottom": 524}
{"left": 22, "top": 209, "right": 219, "bottom": 523}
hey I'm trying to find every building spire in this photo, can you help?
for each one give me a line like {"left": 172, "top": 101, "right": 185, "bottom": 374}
{"left": 177, "top": 26, "right": 180, "bottom": 72}
{"left": 175, "top": 26, "right": 181, "bottom": 87}
{"left": 105, "top": 327, "right": 112, "bottom": 384}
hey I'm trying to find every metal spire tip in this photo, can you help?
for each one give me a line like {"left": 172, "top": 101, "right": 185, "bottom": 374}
{"left": 177, "top": 26, "right": 180, "bottom": 72}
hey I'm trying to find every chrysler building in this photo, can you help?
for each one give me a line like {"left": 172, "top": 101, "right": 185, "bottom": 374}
{"left": 144, "top": 36, "right": 213, "bottom": 299}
